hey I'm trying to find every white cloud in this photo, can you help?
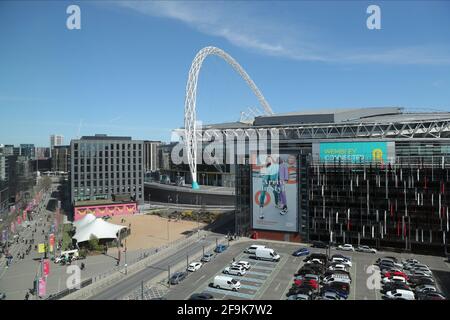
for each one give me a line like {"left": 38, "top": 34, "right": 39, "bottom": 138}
{"left": 113, "top": 1, "right": 450, "bottom": 65}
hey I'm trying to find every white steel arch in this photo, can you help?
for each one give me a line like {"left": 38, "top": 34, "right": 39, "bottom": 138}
{"left": 184, "top": 46, "right": 273, "bottom": 189}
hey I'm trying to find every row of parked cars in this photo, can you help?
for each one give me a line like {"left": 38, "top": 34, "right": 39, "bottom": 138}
{"left": 287, "top": 251, "right": 353, "bottom": 300}
{"left": 377, "top": 256, "right": 446, "bottom": 300}
{"left": 169, "top": 244, "right": 229, "bottom": 287}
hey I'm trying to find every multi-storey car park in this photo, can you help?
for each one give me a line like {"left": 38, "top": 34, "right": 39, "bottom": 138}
{"left": 177, "top": 107, "right": 450, "bottom": 255}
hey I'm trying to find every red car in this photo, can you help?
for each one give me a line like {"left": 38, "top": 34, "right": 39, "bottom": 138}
{"left": 294, "top": 279, "right": 319, "bottom": 290}
{"left": 384, "top": 271, "right": 409, "bottom": 280}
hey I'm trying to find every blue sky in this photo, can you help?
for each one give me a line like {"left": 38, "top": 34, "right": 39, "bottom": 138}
{"left": 1, "top": 0, "right": 449, "bottom": 146}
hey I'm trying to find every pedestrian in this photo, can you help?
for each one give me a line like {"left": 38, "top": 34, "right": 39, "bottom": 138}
{"left": 232, "top": 257, "right": 236, "bottom": 263}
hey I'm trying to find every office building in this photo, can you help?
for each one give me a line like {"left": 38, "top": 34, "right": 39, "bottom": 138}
{"left": 143, "top": 140, "right": 161, "bottom": 172}
{"left": 70, "top": 134, "right": 144, "bottom": 220}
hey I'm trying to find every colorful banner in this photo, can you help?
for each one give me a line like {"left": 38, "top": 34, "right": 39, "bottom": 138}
{"left": 49, "top": 234, "right": 55, "bottom": 252}
{"left": 10, "top": 221, "right": 15, "bottom": 233}
{"left": 23, "top": 210, "right": 27, "bottom": 221}
{"left": 38, "top": 243, "right": 46, "bottom": 254}
{"left": 319, "top": 141, "right": 388, "bottom": 163}
{"left": 251, "top": 153, "right": 298, "bottom": 232}
{"left": 38, "top": 277, "right": 46, "bottom": 296}
{"left": 43, "top": 259, "right": 50, "bottom": 276}
{"left": 17, "top": 216, "right": 22, "bottom": 225}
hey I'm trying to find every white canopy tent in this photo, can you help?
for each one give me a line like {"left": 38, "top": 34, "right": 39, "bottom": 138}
{"left": 73, "top": 217, "right": 127, "bottom": 243}
{"left": 72, "top": 213, "right": 96, "bottom": 230}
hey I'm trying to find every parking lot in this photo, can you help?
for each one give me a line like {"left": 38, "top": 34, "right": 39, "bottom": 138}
{"left": 163, "top": 239, "right": 450, "bottom": 300}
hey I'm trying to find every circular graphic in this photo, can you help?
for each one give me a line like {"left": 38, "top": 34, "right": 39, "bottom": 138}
{"left": 255, "top": 191, "right": 271, "bottom": 207}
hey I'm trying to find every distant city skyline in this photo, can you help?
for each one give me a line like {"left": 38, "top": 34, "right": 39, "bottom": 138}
{"left": 1, "top": 1, "right": 450, "bottom": 146}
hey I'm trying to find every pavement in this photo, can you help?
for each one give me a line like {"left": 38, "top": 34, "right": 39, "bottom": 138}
{"left": 0, "top": 185, "right": 156, "bottom": 300}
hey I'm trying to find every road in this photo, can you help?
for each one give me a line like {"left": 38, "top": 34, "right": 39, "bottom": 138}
{"left": 89, "top": 232, "right": 225, "bottom": 300}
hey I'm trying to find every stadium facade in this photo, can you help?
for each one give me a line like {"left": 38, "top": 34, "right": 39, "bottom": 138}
{"left": 194, "top": 107, "right": 450, "bottom": 254}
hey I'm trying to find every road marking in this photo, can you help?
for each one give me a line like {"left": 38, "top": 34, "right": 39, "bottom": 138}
{"left": 204, "top": 287, "right": 254, "bottom": 299}
{"left": 240, "top": 276, "right": 266, "bottom": 284}
{"left": 239, "top": 283, "right": 260, "bottom": 290}
{"left": 250, "top": 265, "right": 275, "bottom": 271}
{"left": 193, "top": 274, "right": 206, "bottom": 284}
{"left": 246, "top": 271, "right": 272, "bottom": 276}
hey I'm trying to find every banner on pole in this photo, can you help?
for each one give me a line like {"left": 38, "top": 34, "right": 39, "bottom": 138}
{"left": 38, "top": 243, "right": 46, "bottom": 254}
{"left": 38, "top": 277, "right": 46, "bottom": 296}
{"left": 43, "top": 259, "right": 50, "bottom": 276}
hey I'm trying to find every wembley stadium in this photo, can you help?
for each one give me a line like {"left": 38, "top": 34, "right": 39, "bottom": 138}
{"left": 173, "top": 106, "right": 450, "bottom": 254}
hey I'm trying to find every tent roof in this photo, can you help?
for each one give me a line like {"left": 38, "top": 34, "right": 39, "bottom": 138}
{"left": 73, "top": 218, "right": 127, "bottom": 243}
{"left": 73, "top": 213, "right": 96, "bottom": 229}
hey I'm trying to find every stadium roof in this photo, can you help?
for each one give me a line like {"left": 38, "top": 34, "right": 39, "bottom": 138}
{"left": 202, "top": 107, "right": 450, "bottom": 129}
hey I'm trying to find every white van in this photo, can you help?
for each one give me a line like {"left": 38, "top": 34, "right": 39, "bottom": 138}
{"left": 244, "top": 245, "right": 266, "bottom": 254}
{"left": 212, "top": 275, "right": 241, "bottom": 291}
{"left": 254, "top": 247, "right": 281, "bottom": 262}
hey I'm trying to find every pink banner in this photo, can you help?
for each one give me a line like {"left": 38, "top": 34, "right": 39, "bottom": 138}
{"left": 43, "top": 259, "right": 50, "bottom": 276}
{"left": 23, "top": 211, "right": 27, "bottom": 221}
{"left": 17, "top": 216, "right": 22, "bottom": 225}
{"left": 38, "top": 277, "right": 46, "bottom": 296}
{"left": 10, "top": 221, "right": 15, "bottom": 233}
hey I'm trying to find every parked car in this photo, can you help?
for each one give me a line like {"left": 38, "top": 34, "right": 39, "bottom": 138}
{"left": 356, "top": 245, "right": 377, "bottom": 254}
{"left": 253, "top": 247, "right": 280, "bottom": 262}
{"left": 188, "top": 292, "right": 214, "bottom": 300}
{"left": 214, "top": 244, "right": 228, "bottom": 253}
{"left": 415, "top": 284, "right": 437, "bottom": 295}
{"left": 287, "top": 286, "right": 314, "bottom": 297}
{"left": 323, "top": 274, "right": 351, "bottom": 285}
{"left": 293, "top": 279, "right": 319, "bottom": 290}
{"left": 244, "top": 244, "right": 266, "bottom": 254}
{"left": 381, "top": 283, "right": 412, "bottom": 294}
{"left": 0, "top": 292, "right": 5, "bottom": 300}
{"left": 337, "top": 244, "right": 355, "bottom": 251}
{"left": 321, "top": 287, "right": 348, "bottom": 299}
{"left": 223, "top": 266, "right": 246, "bottom": 276}
{"left": 292, "top": 247, "right": 310, "bottom": 257}
{"left": 331, "top": 257, "right": 352, "bottom": 267}
{"left": 417, "top": 292, "right": 446, "bottom": 300}
{"left": 287, "top": 293, "right": 311, "bottom": 300}
{"left": 311, "top": 241, "right": 328, "bottom": 249}
{"left": 213, "top": 275, "right": 241, "bottom": 291}
{"left": 383, "top": 271, "right": 409, "bottom": 281}
{"left": 187, "top": 262, "right": 203, "bottom": 272}
{"left": 231, "top": 260, "right": 251, "bottom": 270}
{"left": 382, "top": 275, "right": 407, "bottom": 285}
{"left": 322, "top": 291, "right": 345, "bottom": 300}
{"left": 328, "top": 264, "right": 347, "bottom": 272}
{"left": 402, "top": 258, "right": 420, "bottom": 266}
{"left": 306, "top": 258, "right": 324, "bottom": 265}
{"left": 384, "top": 289, "right": 415, "bottom": 300}
{"left": 408, "top": 276, "right": 435, "bottom": 287}
{"left": 201, "top": 253, "right": 215, "bottom": 263}
{"left": 169, "top": 271, "right": 187, "bottom": 285}
{"left": 305, "top": 253, "right": 329, "bottom": 263}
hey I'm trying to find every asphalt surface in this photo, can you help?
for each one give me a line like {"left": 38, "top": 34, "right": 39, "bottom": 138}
{"left": 89, "top": 232, "right": 226, "bottom": 300}
{"left": 163, "top": 240, "right": 450, "bottom": 300}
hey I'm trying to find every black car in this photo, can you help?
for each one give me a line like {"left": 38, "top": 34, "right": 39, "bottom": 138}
{"left": 296, "top": 266, "right": 323, "bottom": 276}
{"left": 304, "top": 253, "right": 328, "bottom": 263}
{"left": 417, "top": 292, "right": 446, "bottom": 300}
{"left": 188, "top": 292, "right": 214, "bottom": 300}
{"left": 169, "top": 271, "right": 187, "bottom": 285}
{"left": 408, "top": 276, "right": 435, "bottom": 287}
{"left": 287, "top": 285, "right": 315, "bottom": 297}
{"left": 311, "top": 241, "right": 328, "bottom": 249}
